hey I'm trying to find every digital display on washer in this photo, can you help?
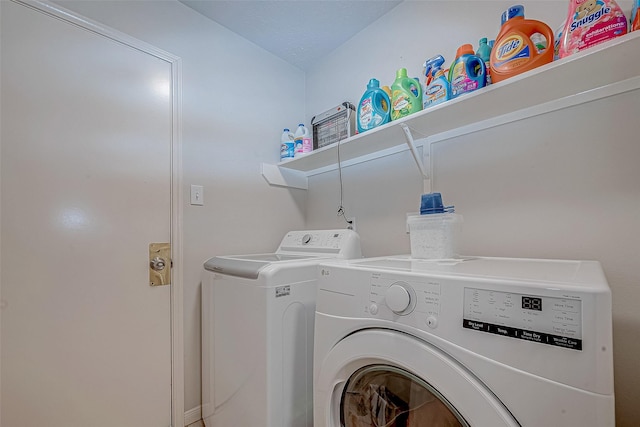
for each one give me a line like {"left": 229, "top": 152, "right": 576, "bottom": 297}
{"left": 463, "top": 288, "right": 582, "bottom": 351}
{"left": 522, "top": 296, "right": 542, "bottom": 311}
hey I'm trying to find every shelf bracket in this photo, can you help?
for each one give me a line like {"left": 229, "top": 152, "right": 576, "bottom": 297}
{"left": 261, "top": 163, "right": 308, "bottom": 190}
{"left": 399, "top": 123, "right": 429, "bottom": 180}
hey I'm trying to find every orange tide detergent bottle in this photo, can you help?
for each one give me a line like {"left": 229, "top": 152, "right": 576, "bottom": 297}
{"left": 490, "top": 5, "right": 554, "bottom": 83}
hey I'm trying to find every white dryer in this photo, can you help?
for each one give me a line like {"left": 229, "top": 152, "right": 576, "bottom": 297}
{"left": 314, "top": 256, "right": 615, "bottom": 427}
{"left": 201, "top": 230, "right": 361, "bottom": 427}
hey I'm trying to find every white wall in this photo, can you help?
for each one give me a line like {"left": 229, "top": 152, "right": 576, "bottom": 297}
{"left": 305, "top": 1, "right": 639, "bottom": 426}
{"left": 432, "top": 89, "right": 640, "bottom": 427}
{"left": 32, "top": 0, "right": 639, "bottom": 424}
{"left": 53, "top": 0, "right": 307, "bottom": 415}
{"left": 305, "top": 0, "right": 576, "bottom": 127}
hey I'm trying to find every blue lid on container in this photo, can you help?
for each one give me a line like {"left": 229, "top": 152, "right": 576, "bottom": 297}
{"left": 501, "top": 4, "right": 524, "bottom": 26}
{"left": 420, "top": 192, "right": 455, "bottom": 215}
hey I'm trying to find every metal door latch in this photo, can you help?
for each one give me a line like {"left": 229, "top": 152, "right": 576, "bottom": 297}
{"left": 149, "top": 243, "right": 171, "bottom": 286}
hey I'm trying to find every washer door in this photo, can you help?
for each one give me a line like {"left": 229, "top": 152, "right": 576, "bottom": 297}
{"left": 315, "top": 329, "right": 520, "bottom": 426}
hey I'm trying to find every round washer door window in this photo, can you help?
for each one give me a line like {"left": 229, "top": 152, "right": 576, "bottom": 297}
{"left": 314, "top": 329, "right": 519, "bottom": 427}
{"left": 341, "top": 364, "right": 468, "bottom": 427}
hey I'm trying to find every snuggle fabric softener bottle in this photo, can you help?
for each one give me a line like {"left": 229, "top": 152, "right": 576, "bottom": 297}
{"left": 357, "top": 78, "right": 391, "bottom": 133}
{"left": 490, "top": 5, "right": 554, "bottom": 83}
{"left": 448, "top": 44, "right": 486, "bottom": 99}
{"left": 558, "top": 0, "right": 627, "bottom": 58}
{"left": 391, "top": 68, "right": 422, "bottom": 121}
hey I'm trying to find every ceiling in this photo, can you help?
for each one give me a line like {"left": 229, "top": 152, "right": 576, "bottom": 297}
{"left": 179, "top": 0, "right": 403, "bottom": 71}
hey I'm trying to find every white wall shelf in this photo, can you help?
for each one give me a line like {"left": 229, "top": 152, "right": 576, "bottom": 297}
{"left": 262, "top": 31, "right": 640, "bottom": 189}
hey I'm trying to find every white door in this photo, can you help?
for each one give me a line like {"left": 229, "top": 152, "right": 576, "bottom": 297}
{"left": 314, "top": 329, "right": 520, "bottom": 426}
{"left": 1, "top": 1, "right": 179, "bottom": 426}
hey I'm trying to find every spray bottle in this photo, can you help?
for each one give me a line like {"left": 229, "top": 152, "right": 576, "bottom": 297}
{"left": 422, "top": 55, "right": 451, "bottom": 109}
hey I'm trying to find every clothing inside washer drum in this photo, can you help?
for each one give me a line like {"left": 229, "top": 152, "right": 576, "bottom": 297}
{"left": 340, "top": 365, "right": 469, "bottom": 427}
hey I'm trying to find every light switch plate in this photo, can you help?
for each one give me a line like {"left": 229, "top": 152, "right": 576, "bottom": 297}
{"left": 190, "top": 185, "right": 204, "bottom": 206}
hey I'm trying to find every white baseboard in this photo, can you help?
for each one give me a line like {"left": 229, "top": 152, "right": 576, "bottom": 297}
{"left": 184, "top": 405, "right": 202, "bottom": 426}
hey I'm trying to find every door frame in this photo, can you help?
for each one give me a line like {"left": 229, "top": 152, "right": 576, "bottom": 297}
{"left": 5, "top": 1, "right": 185, "bottom": 425}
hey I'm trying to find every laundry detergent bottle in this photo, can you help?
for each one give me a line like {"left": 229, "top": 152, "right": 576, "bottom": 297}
{"left": 391, "top": 68, "right": 422, "bottom": 121}
{"left": 280, "top": 128, "right": 294, "bottom": 161}
{"left": 633, "top": 0, "right": 640, "bottom": 31}
{"left": 448, "top": 44, "right": 486, "bottom": 99}
{"left": 357, "top": 78, "right": 391, "bottom": 133}
{"left": 558, "top": 0, "right": 628, "bottom": 58}
{"left": 293, "top": 123, "right": 310, "bottom": 157}
{"left": 476, "top": 38, "right": 493, "bottom": 85}
{"left": 422, "top": 55, "right": 451, "bottom": 109}
{"left": 490, "top": 5, "right": 554, "bottom": 83}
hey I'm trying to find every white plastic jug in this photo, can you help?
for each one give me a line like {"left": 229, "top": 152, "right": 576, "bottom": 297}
{"left": 293, "top": 124, "right": 310, "bottom": 157}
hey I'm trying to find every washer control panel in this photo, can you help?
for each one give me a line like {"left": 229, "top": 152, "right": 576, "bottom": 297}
{"left": 277, "top": 230, "right": 361, "bottom": 259}
{"left": 280, "top": 230, "right": 344, "bottom": 249}
{"left": 368, "top": 272, "right": 441, "bottom": 325}
{"left": 463, "top": 288, "right": 583, "bottom": 350}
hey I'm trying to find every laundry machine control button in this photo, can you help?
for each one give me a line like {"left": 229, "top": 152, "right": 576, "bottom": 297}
{"left": 369, "top": 303, "right": 378, "bottom": 315}
{"left": 427, "top": 316, "right": 438, "bottom": 329}
{"left": 386, "top": 283, "right": 411, "bottom": 314}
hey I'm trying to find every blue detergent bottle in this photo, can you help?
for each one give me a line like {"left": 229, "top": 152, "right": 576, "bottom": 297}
{"left": 448, "top": 44, "right": 487, "bottom": 99}
{"left": 476, "top": 38, "right": 493, "bottom": 85}
{"left": 422, "top": 55, "right": 451, "bottom": 109}
{"left": 357, "top": 78, "right": 391, "bottom": 133}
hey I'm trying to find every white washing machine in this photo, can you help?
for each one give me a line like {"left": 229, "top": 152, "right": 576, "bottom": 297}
{"left": 314, "top": 256, "right": 615, "bottom": 427}
{"left": 201, "top": 230, "right": 361, "bottom": 427}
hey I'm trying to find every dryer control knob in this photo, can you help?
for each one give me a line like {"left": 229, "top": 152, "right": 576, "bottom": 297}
{"left": 386, "top": 283, "right": 411, "bottom": 314}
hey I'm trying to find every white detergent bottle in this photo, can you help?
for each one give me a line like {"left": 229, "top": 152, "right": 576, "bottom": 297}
{"left": 293, "top": 123, "right": 310, "bottom": 157}
{"left": 280, "top": 128, "right": 294, "bottom": 161}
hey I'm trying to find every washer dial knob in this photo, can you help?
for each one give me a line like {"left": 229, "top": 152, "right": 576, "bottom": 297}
{"left": 386, "top": 283, "right": 411, "bottom": 314}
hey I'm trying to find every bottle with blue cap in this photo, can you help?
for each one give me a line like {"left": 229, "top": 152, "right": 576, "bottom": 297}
{"left": 422, "top": 55, "right": 451, "bottom": 109}
{"left": 448, "top": 44, "right": 487, "bottom": 99}
{"left": 476, "top": 38, "right": 493, "bottom": 85}
{"left": 357, "top": 78, "right": 391, "bottom": 133}
{"left": 491, "top": 4, "right": 553, "bottom": 82}
{"left": 280, "top": 128, "right": 294, "bottom": 161}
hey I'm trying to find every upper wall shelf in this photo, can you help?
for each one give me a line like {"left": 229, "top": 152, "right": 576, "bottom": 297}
{"left": 262, "top": 31, "right": 640, "bottom": 188}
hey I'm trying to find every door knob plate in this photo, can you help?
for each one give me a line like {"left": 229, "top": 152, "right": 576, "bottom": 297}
{"left": 149, "top": 243, "right": 171, "bottom": 286}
